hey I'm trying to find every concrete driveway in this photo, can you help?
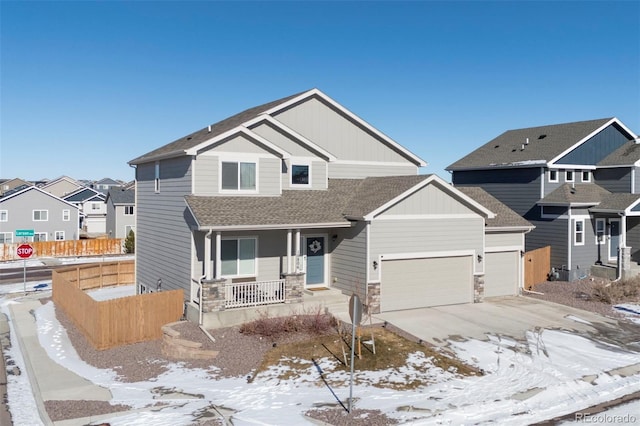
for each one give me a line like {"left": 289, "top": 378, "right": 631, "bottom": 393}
{"left": 373, "top": 296, "right": 640, "bottom": 349}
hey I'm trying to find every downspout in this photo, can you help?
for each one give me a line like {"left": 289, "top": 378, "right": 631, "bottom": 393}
{"left": 614, "top": 212, "right": 626, "bottom": 281}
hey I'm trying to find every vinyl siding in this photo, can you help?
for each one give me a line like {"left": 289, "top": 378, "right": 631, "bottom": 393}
{"left": 210, "top": 134, "right": 274, "bottom": 154}
{"left": 378, "top": 183, "right": 475, "bottom": 216}
{"left": 135, "top": 157, "right": 193, "bottom": 299}
{"left": 331, "top": 222, "right": 367, "bottom": 295}
{"left": 193, "top": 155, "right": 281, "bottom": 196}
{"left": 486, "top": 232, "right": 523, "bottom": 249}
{"left": 328, "top": 162, "right": 417, "bottom": 179}
{"left": 570, "top": 215, "right": 597, "bottom": 276}
{"left": 273, "top": 97, "right": 415, "bottom": 164}
{"left": 113, "top": 205, "right": 135, "bottom": 239}
{"left": 249, "top": 122, "right": 321, "bottom": 157}
{"left": 281, "top": 159, "right": 328, "bottom": 190}
{"left": 635, "top": 167, "right": 640, "bottom": 194}
{"left": 627, "top": 217, "right": 640, "bottom": 263}
{"left": 526, "top": 217, "right": 568, "bottom": 270}
{"left": 555, "top": 124, "right": 632, "bottom": 165}
{"left": 593, "top": 167, "right": 631, "bottom": 193}
{"left": 453, "top": 168, "right": 542, "bottom": 218}
{"left": 193, "top": 155, "right": 218, "bottom": 195}
{"left": 41, "top": 181, "right": 81, "bottom": 198}
{"left": 369, "top": 217, "right": 484, "bottom": 281}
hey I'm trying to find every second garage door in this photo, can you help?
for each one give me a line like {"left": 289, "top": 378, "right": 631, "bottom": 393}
{"left": 484, "top": 251, "right": 519, "bottom": 297}
{"left": 380, "top": 255, "right": 473, "bottom": 312}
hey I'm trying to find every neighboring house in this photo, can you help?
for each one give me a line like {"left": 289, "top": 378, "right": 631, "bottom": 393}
{"left": 0, "top": 186, "right": 80, "bottom": 243}
{"left": 40, "top": 176, "right": 84, "bottom": 198}
{"left": 105, "top": 188, "right": 135, "bottom": 239}
{"left": 63, "top": 187, "right": 107, "bottom": 235}
{"left": 129, "top": 89, "right": 531, "bottom": 326}
{"left": 92, "top": 178, "right": 123, "bottom": 194}
{"left": 0, "top": 178, "right": 33, "bottom": 196}
{"left": 448, "top": 117, "right": 640, "bottom": 281}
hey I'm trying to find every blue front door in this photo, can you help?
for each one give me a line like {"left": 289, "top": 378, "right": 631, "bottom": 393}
{"left": 609, "top": 220, "right": 620, "bottom": 260}
{"left": 305, "top": 236, "right": 325, "bottom": 285}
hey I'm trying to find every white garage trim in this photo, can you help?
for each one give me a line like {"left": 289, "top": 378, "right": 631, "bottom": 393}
{"left": 380, "top": 249, "right": 475, "bottom": 261}
{"left": 484, "top": 250, "right": 520, "bottom": 298}
{"left": 485, "top": 245, "right": 522, "bottom": 253}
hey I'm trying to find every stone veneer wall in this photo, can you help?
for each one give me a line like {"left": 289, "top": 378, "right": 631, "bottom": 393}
{"left": 161, "top": 322, "right": 219, "bottom": 360}
{"left": 474, "top": 275, "right": 485, "bottom": 303}
{"left": 367, "top": 282, "right": 381, "bottom": 314}
{"left": 283, "top": 272, "right": 304, "bottom": 304}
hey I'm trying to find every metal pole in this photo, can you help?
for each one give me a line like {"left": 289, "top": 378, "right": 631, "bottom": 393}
{"left": 23, "top": 258, "right": 26, "bottom": 296}
{"left": 349, "top": 317, "right": 356, "bottom": 413}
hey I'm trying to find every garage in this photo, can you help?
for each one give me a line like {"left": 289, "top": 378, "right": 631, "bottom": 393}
{"left": 484, "top": 251, "right": 519, "bottom": 297}
{"left": 380, "top": 255, "right": 473, "bottom": 312}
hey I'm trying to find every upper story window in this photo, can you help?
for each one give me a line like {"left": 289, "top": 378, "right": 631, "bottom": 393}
{"left": 581, "top": 170, "right": 591, "bottom": 182}
{"left": 62, "top": 209, "right": 70, "bottom": 221}
{"left": 565, "top": 170, "right": 574, "bottom": 182}
{"left": 91, "top": 203, "right": 101, "bottom": 210}
{"left": 574, "top": 219, "right": 584, "bottom": 245}
{"left": 0, "top": 232, "right": 12, "bottom": 244}
{"left": 291, "top": 164, "right": 310, "bottom": 186}
{"left": 548, "top": 170, "right": 558, "bottom": 183}
{"left": 0, "top": 210, "right": 7, "bottom": 222}
{"left": 155, "top": 161, "right": 160, "bottom": 193}
{"left": 124, "top": 206, "right": 134, "bottom": 215}
{"left": 33, "top": 210, "right": 48, "bottom": 221}
{"left": 221, "top": 161, "right": 256, "bottom": 191}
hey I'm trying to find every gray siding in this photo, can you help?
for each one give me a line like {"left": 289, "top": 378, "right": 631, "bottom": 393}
{"left": 135, "top": 157, "right": 193, "bottom": 299}
{"left": 570, "top": 215, "right": 598, "bottom": 277}
{"left": 453, "top": 167, "right": 542, "bottom": 218}
{"left": 259, "top": 157, "right": 281, "bottom": 195}
{"left": 210, "top": 134, "right": 273, "bottom": 154}
{"left": 635, "top": 167, "right": 640, "bottom": 194}
{"left": 379, "top": 183, "right": 475, "bottom": 216}
{"left": 192, "top": 155, "right": 281, "bottom": 196}
{"left": 328, "top": 162, "right": 417, "bottom": 179}
{"left": 281, "top": 159, "right": 328, "bottom": 190}
{"left": 594, "top": 167, "right": 631, "bottom": 193}
{"left": 556, "top": 124, "right": 632, "bottom": 165}
{"left": 0, "top": 189, "right": 79, "bottom": 241}
{"left": 274, "top": 97, "right": 416, "bottom": 164}
{"left": 250, "top": 122, "right": 321, "bottom": 157}
{"left": 628, "top": 217, "right": 640, "bottom": 263}
{"left": 486, "top": 232, "right": 523, "bottom": 249}
{"left": 193, "top": 155, "right": 218, "bottom": 195}
{"left": 526, "top": 217, "right": 568, "bottom": 271}
{"left": 369, "top": 217, "right": 484, "bottom": 281}
{"left": 331, "top": 222, "right": 367, "bottom": 295}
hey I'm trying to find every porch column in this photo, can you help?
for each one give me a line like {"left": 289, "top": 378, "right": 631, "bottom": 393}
{"left": 621, "top": 214, "right": 627, "bottom": 247}
{"left": 286, "top": 229, "right": 292, "bottom": 274}
{"left": 215, "top": 231, "right": 221, "bottom": 279}
{"left": 295, "top": 229, "right": 301, "bottom": 272}
{"left": 204, "top": 230, "right": 212, "bottom": 280}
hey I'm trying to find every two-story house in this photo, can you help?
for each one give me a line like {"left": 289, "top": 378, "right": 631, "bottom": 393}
{"left": 448, "top": 118, "right": 639, "bottom": 281}
{"left": 39, "top": 176, "right": 85, "bottom": 198}
{"left": 0, "top": 185, "right": 80, "bottom": 243}
{"left": 129, "top": 89, "right": 532, "bottom": 327}
{"left": 105, "top": 187, "right": 135, "bottom": 239}
{"left": 63, "top": 187, "right": 107, "bottom": 235}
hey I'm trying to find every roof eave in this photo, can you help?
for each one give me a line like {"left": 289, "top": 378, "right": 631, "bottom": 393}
{"left": 194, "top": 222, "right": 353, "bottom": 232}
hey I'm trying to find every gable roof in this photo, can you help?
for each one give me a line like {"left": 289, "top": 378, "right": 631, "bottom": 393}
{"left": 129, "top": 89, "right": 426, "bottom": 167}
{"left": 63, "top": 187, "right": 106, "bottom": 202}
{"left": 455, "top": 186, "right": 534, "bottom": 230}
{"left": 597, "top": 140, "right": 640, "bottom": 167}
{"left": 538, "top": 183, "right": 611, "bottom": 206}
{"left": 107, "top": 188, "right": 135, "bottom": 205}
{"left": 94, "top": 178, "right": 122, "bottom": 186}
{"left": 39, "top": 175, "right": 82, "bottom": 189}
{"left": 590, "top": 193, "right": 640, "bottom": 213}
{"left": 0, "top": 185, "right": 79, "bottom": 209}
{"left": 447, "top": 118, "right": 629, "bottom": 171}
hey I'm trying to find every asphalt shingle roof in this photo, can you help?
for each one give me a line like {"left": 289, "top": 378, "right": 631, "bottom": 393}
{"left": 597, "top": 141, "right": 640, "bottom": 166}
{"left": 456, "top": 186, "right": 533, "bottom": 228}
{"left": 129, "top": 90, "right": 309, "bottom": 165}
{"left": 108, "top": 188, "right": 135, "bottom": 204}
{"left": 538, "top": 183, "right": 611, "bottom": 205}
{"left": 447, "top": 118, "right": 613, "bottom": 170}
{"left": 591, "top": 193, "right": 640, "bottom": 211}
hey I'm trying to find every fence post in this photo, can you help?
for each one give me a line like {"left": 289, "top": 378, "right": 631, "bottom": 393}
{"left": 76, "top": 266, "right": 80, "bottom": 288}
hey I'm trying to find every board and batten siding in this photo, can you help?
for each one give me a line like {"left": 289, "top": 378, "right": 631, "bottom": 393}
{"left": 594, "top": 168, "right": 632, "bottom": 193}
{"left": 193, "top": 155, "right": 281, "bottom": 196}
{"left": 331, "top": 222, "right": 367, "bottom": 296}
{"left": 249, "top": 122, "right": 321, "bottom": 157}
{"left": 281, "top": 159, "right": 328, "bottom": 190}
{"left": 485, "top": 232, "right": 523, "bottom": 249}
{"left": 328, "top": 162, "right": 417, "bottom": 179}
{"left": 136, "top": 157, "right": 193, "bottom": 299}
{"left": 369, "top": 217, "right": 484, "bottom": 281}
{"left": 555, "top": 124, "right": 633, "bottom": 165}
{"left": 273, "top": 96, "right": 415, "bottom": 164}
{"left": 453, "top": 168, "right": 542, "bottom": 218}
{"left": 378, "top": 183, "right": 475, "bottom": 216}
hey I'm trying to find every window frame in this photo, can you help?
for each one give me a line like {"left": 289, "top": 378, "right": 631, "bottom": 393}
{"left": 91, "top": 202, "right": 101, "bottom": 210}
{"left": 33, "top": 210, "right": 48, "bottom": 221}
{"left": 55, "top": 231, "right": 65, "bottom": 241}
{"left": 574, "top": 219, "right": 585, "bottom": 246}
{"left": 0, "top": 232, "right": 13, "bottom": 244}
{"left": 124, "top": 205, "right": 134, "bottom": 215}
{"left": 548, "top": 169, "right": 558, "bottom": 183}
{"left": 220, "top": 160, "right": 257, "bottom": 192}
{"left": 565, "top": 170, "right": 574, "bottom": 183}
{"left": 34, "top": 232, "right": 47, "bottom": 242}
{"left": 0, "top": 210, "right": 7, "bottom": 222}
{"left": 220, "top": 237, "right": 257, "bottom": 277}
{"left": 595, "top": 218, "right": 605, "bottom": 245}
{"left": 62, "top": 209, "right": 70, "bottom": 221}
{"left": 154, "top": 161, "right": 160, "bottom": 193}
{"left": 290, "top": 162, "right": 311, "bottom": 187}
{"left": 581, "top": 170, "right": 591, "bottom": 182}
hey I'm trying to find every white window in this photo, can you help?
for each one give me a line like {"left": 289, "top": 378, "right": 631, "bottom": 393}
{"left": 595, "top": 219, "right": 605, "bottom": 245}
{"left": 155, "top": 161, "right": 160, "bottom": 193}
{"left": 574, "top": 219, "right": 584, "bottom": 245}
{"left": 221, "top": 161, "right": 256, "bottom": 191}
{"left": 62, "top": 209, "right": 70, "bottom": 221}
{"left": 91, "top": 203, "right": 101, "bottom": 210}
{"left": 34, "top": 232, "right": 47, "bottom": 242}
{"left": 221, "top": 237, "right": 257, "bottom": 276}
{"left": 0, "top": 233, "right": 12, "bottom": 244}
{"left": 291, "top": 163, "right": 310, "bottom": 186}
{"left": 548, "top": 170, "right": 558, "bottom": 183}
{"left": 581, "top": 170, "right": 591, "bottom": 182}
{"left": 565, "top": 170, "right": 574, "bottom": 182}
{"left": 0, "top": 210, "right": 7, "bottom": 222}
{"left": 55, "top": 231, "right": 65, "bottom": 241}
{"left": 33, "top": 210, "right": 48, "bottom": 221}
{"left": 124, "top": 205, "right": 134, "bottom": 215}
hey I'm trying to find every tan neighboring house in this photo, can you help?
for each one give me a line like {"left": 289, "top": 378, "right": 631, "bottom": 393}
{"left": 39, "top": 176, "right": 85, "bottom": 198}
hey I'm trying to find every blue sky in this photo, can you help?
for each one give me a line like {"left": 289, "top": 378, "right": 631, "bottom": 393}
{"left": 1, "top": 1, "right": 639, "bottom": 182}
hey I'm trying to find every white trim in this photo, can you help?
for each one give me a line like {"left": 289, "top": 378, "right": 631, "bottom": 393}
{"left": 289, "top": 160, "right": 312, "bottom": 188}
{"left": 573, "top": 218, "right": 585, "bottom": 246}
{"left": 0, "top": 185, "right": 79, "bottom": 210}
{"left": 0, "top": 210, "right": 7, "bottom": 222}
{"left": 484, "top": 246, "right": 522, "bottom": 253}
{"left": 365, "top": 222, "right": 371, "bottom": 284}
{"left": 364, "top": 174, "right": 495, "bottom": 220}
{"left": 62, "top": 209, "right": 70, "bottom": 221}
{"left": 0, "top": 232, "right": 13, "bottom": 244}
{"left": 154, "top": 161, "right": 160, "bottom": 193}
{"left": 330, "top": 159, "right": 420, "bottom": 167}
{"left": 540, "top": 167, "right": 545, "bottom": 198}
{"left": 55, "top": 231, "right": 65, "bottom": 241}
{"left": 632, "top": 168, "right": 636, "bottom": 194}
{"left": 567, "top": 209, "right": 572, "bottom": 270}
{"left": 302, "top": 233, "right": 329, "bottom": 287}
{"left": 218, "top": 159, "right": 259, "bottom": 194}
{"left": 262, "top": 88, "right": 427, "bottom": 167}
{"left": 32, "top": 209, "right": 49, "bottom": 221}
{"left": 548, "top": 169, "right": 559, "bottom": 183}
{"left": 595, "top": 218, "right": 605, "bottom": 245}
{"left": 186, "top": 126, "right": 291, "bottom": 159}
{"left": 486, "top": 226, "right": 535, "bottom": 232}
{"left": 548, "top": 164, "right": 596, "bottom": 170}
{"left": 373, "top": 213, "right": 480, "bottom": 221}
{"left": 196, "top": 222, "right": 352, "bottom": 231}
{"left": 380, "top": 249, "right": 475, "bottom": 261}
{"left": 580, "top": 170, "right": 591, "bottom": 183}
{"left": 565, "top": 169, "right": 575, "bottom": 183}
{"left": 220, "top": 235, "right": 258, "bottom": 278}
{"left": 608, "top": 218, "right": 621, "bottom": 262}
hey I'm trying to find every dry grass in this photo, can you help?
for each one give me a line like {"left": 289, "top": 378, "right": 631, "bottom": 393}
{"left": 592, "top": 277, "right": 640, "bottom": 304}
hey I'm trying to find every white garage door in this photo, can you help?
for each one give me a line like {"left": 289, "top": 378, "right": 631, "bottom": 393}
{"left": 380, "top": 256, "right": 473, "bottom": 312}
{"left": 484, "top": 251, "right": 519, "bottom": 297}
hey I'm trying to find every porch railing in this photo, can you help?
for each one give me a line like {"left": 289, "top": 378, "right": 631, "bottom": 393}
{"left": 224, "top": 279, "right": 286, "bottom": 309}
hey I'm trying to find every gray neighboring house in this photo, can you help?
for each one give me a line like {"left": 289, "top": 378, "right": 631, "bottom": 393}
{"left": 106, "top": 188, "right": 135, "bottom": 239}
{"left": 92, "top": 178, "right": 124, "bottom": 194}
{"left": 0, "top": 185, "right": 80, "bottom": 243}
{"left": 129, "top": 89, "right": 531, "bottom": 326}
{"left": 63, "top": 187, "right": 107, "bottom": 235}
{"left": 448, "top": 117, "right": 640, "bottom": 280}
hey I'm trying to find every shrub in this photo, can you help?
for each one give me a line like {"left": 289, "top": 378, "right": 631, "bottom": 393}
{"left": 124, "top": 230, "right": 135, "bottom": 254}
{"left": 240, "top": 308, "right": 337, "bottom": 339}
{"left": 592, "top": 277, "right": 640, "bottom": 304}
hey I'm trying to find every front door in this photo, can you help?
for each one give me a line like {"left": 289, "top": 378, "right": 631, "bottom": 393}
{"left": 609, "top": 219, "right": 620, "bottom": 261}
{"left": 304, "top": 236, "right": 326, "bottom": 287}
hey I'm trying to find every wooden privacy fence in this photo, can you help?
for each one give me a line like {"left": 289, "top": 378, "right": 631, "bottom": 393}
{"left": 524, "top": 245, "right": 551, "bottom": 289}
{"left": 1, "top": 238, "right": 124, "bottom": 261}
{"left": 52, "top": 260, "right": 183, "bottom": 350}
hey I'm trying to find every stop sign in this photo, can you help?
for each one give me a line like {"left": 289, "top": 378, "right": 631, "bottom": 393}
{"left": 17, "top": 244, "right": 33, "bottom": 259}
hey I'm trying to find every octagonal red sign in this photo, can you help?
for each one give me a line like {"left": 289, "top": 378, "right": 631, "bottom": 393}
{"left": 17, "top": 244, "right": 33, "bottom": 259}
